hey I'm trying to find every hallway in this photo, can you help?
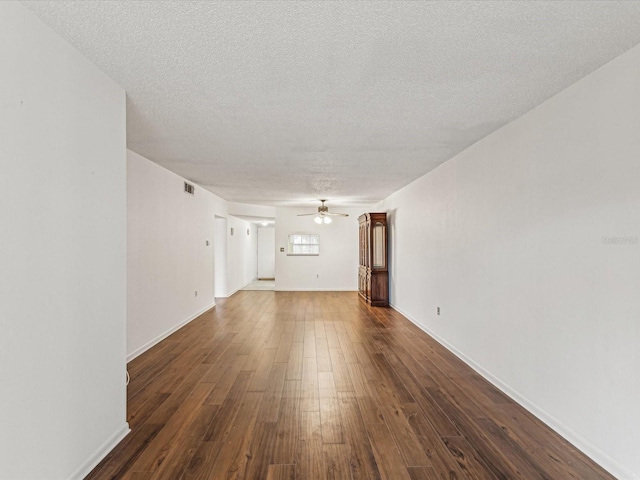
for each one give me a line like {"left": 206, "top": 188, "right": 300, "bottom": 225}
{"left": 88, "top": 291, "right": 612, "bottom": 479}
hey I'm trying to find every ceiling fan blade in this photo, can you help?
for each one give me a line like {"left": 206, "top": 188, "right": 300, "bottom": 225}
{"left": 298, "top": 201, "right": 349, "bottom": 218}
{"left": 324, "top": 212, "right": 349, "bottom": 217}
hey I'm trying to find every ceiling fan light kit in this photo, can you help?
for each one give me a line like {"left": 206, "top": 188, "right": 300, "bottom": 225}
{"left": 314, "top": 215, "right": 332, "bottom": 224}
{"left": 299, "top": 200, "right": 348, "bottom": 224}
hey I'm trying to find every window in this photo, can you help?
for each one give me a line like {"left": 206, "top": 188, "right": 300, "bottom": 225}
{"left": 287, "top": 234, "right": 320, "bottom": 256}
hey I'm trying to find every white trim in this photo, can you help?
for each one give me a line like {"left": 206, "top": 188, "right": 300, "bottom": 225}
{"left": 224, "top": 279, "right": 255, "bottom": 297}
{"left": 67, "top": 423, "right": 130, "bottom": 480}
{"left": 274, "top": 288, "right": 358, "bottom": 292}
{"left": 127, "top": 302, "right": 216, "bottom": 362}
{"left": 226, "top": 278, "right": 266, "bottom": 297}
{"left": 389, "top": 302, "right": 635, "bottom": 480}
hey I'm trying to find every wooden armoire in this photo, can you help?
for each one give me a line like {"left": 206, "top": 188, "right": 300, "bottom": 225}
{"left": 358, "top": 213, "right": 389, "bottom": 306}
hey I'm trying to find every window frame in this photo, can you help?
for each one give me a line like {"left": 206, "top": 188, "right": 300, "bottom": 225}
{"left": 287, "top": 233, "right": 320, "bottom": 256}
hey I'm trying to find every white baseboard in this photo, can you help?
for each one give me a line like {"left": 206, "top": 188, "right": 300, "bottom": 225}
{"left": 274, "top": 288, "right": 358, "bottom": 292}
{"left": 127, "top": 302, "right": 216, "bottom": 362}
{"left": 67, "top": 423, "right": 130, "bottom": 480}
{"left": 389, "top": 302, "right": 636, "bottom": 480}
{"left": 229, "top": 278, "right": 264, "bottom": 296}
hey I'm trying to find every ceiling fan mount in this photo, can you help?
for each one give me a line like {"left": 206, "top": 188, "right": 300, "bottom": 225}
{"left": 317, "top": 199, "right": 329, "bottom": 215}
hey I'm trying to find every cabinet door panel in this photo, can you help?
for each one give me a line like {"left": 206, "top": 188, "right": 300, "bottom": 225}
{"left": 358, "top": 213, "right": 388, "bottom": 306}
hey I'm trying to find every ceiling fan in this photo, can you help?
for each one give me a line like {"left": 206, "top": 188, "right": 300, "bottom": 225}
{"left": 298, "top": 200, "right": 349, "bottom": 224}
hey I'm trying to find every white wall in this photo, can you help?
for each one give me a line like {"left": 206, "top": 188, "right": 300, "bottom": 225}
{"left": 127, "top": 149, "right": 262, "bottom": 355}
{"left": 127, "top": 150, "right": 230, "bottom": 359}
{"left": 275, "top": 207, "right": 370, "bottom": 291}
{"left": 258, "top": 227, "right": 276, "bottom": 278}
{"left": 214, "top": 216, "right": 228, "bottom": 297}
{"left": 226, "top": 216, "right": 258, "bottom": 295}
{"left": 377, "top": 43, "right": 640, "bottom": 479}
{"left": 0, "top": 3, "right": 128, "bottom": 478}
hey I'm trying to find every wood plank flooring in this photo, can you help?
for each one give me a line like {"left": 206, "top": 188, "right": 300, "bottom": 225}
{"left": 87, "top": 291, "right": 613, "bottom": 479}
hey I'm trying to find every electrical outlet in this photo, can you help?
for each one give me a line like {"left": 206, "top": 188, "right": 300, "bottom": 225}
{"left": 195, "top": 291, "right": 198, "bottom": 297}
{"left": 437, "top": 306, "right": 440, "bottom": 315}
{"left": 316, "top": 273, "right": 319, "bottom": 278}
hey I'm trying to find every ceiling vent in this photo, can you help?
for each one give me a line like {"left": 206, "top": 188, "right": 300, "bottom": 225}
{"left": 184, "top": 182, "right": 195, "bottom": 195}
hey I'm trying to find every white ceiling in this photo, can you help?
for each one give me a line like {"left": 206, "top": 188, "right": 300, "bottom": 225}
{"left": 23, "top": 1, "right": 640, "bottom": 207}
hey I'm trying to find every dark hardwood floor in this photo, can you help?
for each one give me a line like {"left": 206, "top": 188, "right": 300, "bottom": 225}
{"left": 87, "top": 291, "right": 613, "bottom": 479}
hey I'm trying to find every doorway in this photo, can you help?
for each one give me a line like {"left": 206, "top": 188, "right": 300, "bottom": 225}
{"left": 257, "top": 226, "right": 275, "bottom": 279}
{"left": 242, "top": 225, "right": 275, "bottom": 291}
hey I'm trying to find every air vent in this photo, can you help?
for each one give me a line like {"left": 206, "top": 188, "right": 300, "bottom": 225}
{"left": 184, "top": 182, "right": 195, "bottom": 195}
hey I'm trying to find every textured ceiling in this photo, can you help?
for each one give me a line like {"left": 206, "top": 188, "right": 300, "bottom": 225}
{"left": 22, "top": 1, "right": 640, "bottom": 207}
